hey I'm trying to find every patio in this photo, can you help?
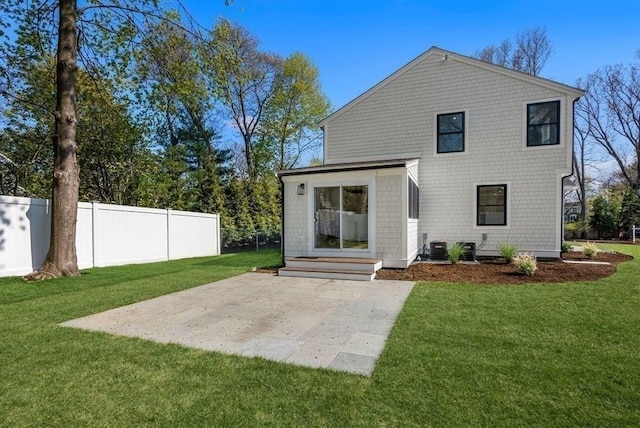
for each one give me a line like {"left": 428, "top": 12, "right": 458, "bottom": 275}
{"left": 61, "top": 273, "right": 414, "bottom": 376}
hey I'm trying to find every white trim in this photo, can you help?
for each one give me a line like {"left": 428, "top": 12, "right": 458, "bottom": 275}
{"left": 522, "top": 98, "right": 564, "bottom": 150}
{"left": 307, "top": 177, "right": 376, "bottom": 259}
{"left": 473, "top": 181, "right": 512, "bottom": 230}
{"left": 382, "top": 257, "right": 414, "bottom": 268}
{"left": 433, "top": 109, "right": 469, "bottom": 157}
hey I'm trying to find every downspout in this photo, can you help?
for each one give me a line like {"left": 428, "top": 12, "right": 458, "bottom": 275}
{"left": 278, "top": 172, "right": 285, "bottom": 268}
{"left": 560, "top": 96, "right": 581, "bottom": 258}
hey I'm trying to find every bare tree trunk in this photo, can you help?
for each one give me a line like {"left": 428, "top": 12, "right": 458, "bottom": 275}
{"left": 25, "top": 0, "right": 80, "bottom": 280}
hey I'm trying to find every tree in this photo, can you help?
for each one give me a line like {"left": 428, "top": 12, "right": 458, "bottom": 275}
{"left": 572, "top": 87, "right": 608, "bottom": 237}
{"left": 208, "top": 19, "right": 282, "bottom": 179}
{"left": 620, "top": 187, "right": 640, "bottom": 235}
{"left": 474, "top": 26, "right": 553, "bottom": 76}
{"left": 589, "top": 193, "right": 620, "bottom": 239}
{"left": 578, "top": 55, "right": 640, "bottom": 197}
{"left": 0, "top": 0, "right": 198, "bottom": 279}
{"left": 258, "top": 52, "right": 330, "bottom": 171}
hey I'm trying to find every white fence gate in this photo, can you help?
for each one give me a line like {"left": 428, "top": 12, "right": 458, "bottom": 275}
{"left": 0, "top": 196, "right": 220, "bottom": 277}
{"left": 633, "top": 225, "right": 639, "bottom": 244}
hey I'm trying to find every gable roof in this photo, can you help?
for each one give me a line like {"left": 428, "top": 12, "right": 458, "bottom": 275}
{"left": 319, "top": 46, "right": 585, "bottom": 127}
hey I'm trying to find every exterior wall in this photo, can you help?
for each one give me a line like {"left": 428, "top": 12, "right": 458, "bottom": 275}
{"left": 0, "top": 196, "right": 220, "bottom": 277}
{"left": 282, "top": 179, "right": 309, "bottom": 257}
{"left": 323, "top": 52, "right": 576, "bottom": 256}
{"left": 375, "top": 174, "right": 403, "bottom": 265}
{"left": 282, "top": 167, "right": 415, "bottom": 266}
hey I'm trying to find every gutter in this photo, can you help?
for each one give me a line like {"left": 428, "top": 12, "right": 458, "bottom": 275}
{"left": 560, "top": 96, "right": 582, "bottom": 257}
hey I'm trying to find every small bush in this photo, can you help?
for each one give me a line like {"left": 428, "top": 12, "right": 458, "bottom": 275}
{"left": 513, "top": 253, "right": 537, "bottom": 276}
{"left": 498, "top": 243, "right": 518, "bottom": 263}
{"left": 448, "top": 243, "right": 466, "bottom": 265}
{"left": 561, "top": 241, "right": 572, "bottom": 254}
{"left": 582, "top": 241, "right": 599, "bottom": 259}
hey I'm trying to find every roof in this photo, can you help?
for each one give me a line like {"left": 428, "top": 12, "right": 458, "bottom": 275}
{"left": 319, "top": 46, "right": 585, "bottom": 127}
{"left": 276, "top": 158, "right": 419, "bottom": 177}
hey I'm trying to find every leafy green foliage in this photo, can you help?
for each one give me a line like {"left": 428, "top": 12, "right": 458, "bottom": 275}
{"left": 512, "top": 253, "right": 537, "bottom": 275}
{"left": 447, "top": 242, "right": 466, "bottom": 264}
{"left": 582, "top": 241, "right": 599, "bottom": 259}
{"left": 498, "top": 243, "right": 518, "bottom": 263}
{"left": 561, "top": 241, "right": 572, "bottom": 253}
{"left": 1, "top": 6, "right": 336, "bottom": 249}
{"left": 589, "top": 194, "right": 620, "bottom": 238}
{"left": 620, "top": 187, "right": 640, "bottom": 234}
{"left": 564, "top": 220, "right": 588, "bottom": 240}
{"left": 258, "top": 52, "right": 331, "bottom": 170}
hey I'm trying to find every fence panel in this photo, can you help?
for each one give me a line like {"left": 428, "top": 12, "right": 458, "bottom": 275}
{"left": 77, "top": 202, "right": 94, "bottom": 270}
{"left": 0, "top": 197, "right": 49, "bottom": 277}
{"left": 0, "top": 195, "right": 220, "bottom": 277}
{"left": 94, "top": 203, "right": 169, "bottom": 267}
{"left": 168, "top": 210, "right": 220, "bottom": 260}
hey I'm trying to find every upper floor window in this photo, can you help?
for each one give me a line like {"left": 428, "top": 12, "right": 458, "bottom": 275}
{"left": 527, "top": 101, "right": 560, "bottom": 146}
{"left": 437, "top": 112, "right": 465, "bottom": 153}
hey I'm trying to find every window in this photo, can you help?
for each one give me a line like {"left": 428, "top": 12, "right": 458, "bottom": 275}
{"left": 527, "top": 101, "right": 560, "bottom": 146}
{"left": 437, "top": 112, "right": 465, "bottom": 153}
{"left": 408, "top": 178, "right": 419, "bottom": 219}
{"left": 477, "top": 184, "right": 506, "bottom": 226}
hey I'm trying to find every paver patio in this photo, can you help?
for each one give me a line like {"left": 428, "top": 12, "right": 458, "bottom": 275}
{"left": 61, "top": 273, "right": 414, "bottom": 376}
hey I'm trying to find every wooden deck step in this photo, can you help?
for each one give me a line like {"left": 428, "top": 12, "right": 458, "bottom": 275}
{"left": 278, "top": 267, "right": 376, "bottom": 282}
{"left": 285, "top": 257, "right": 382, "bottom": 274}
{"left": 280, "top": 257, "right": 383, "bottom": 281}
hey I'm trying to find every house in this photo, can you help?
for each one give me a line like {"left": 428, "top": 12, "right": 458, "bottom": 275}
{"left": 277, "top": 47, "right": 584, "bottom": 280}
{"left": 564, "top": 201, "right": 583, "bottom": 223}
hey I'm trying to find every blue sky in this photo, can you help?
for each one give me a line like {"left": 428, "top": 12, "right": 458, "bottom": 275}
{"left": 180, "top": 0, "right": 640, "bottom": 110}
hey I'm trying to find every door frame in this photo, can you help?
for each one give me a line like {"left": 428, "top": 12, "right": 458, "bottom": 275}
{"left": 307, "top": 176, "right": 376, "bottom": 258}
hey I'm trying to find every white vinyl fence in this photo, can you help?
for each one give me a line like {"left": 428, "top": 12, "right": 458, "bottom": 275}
{"left": 0, "top": 196, "right": 220, "bottom": 277}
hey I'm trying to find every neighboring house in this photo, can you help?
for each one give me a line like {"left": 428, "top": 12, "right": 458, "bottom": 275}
{"left": 277, "top": 46, "right": 584, "bottom": 275}
{"left": 564, "top": 201, "right": 583, "bottom": 223}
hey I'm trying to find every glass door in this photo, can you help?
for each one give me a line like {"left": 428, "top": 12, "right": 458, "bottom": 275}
{"left": 314, "top": 185, "right": 369, "bottom": 250}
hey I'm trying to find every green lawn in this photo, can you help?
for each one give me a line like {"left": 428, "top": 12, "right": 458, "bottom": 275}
{"left": 1, "top": 245, "right": 639, "bottom": 426}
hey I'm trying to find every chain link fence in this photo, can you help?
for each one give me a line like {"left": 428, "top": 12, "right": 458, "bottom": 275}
{"left": 221, "top": 228, "right": 281, "bottom": 253}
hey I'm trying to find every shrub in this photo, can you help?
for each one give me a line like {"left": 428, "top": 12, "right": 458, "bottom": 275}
{"left": 513, "top": 253, "right": 537, "bottom": 276}
{"left": 561, "top": 241, "right": 572, "bottom": 254}
{"left": 448, "top": 243, "right": 466, "bottom": 265}
{"left": 582, "top": 241, "right": 599, "bottom": 259}
{"left": 498, "top": 243, "right": 518, "bottom": 263}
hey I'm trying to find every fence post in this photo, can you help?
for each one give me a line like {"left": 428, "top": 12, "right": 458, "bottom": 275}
{"left": 634, "top": 225, "right": 636, "bottom": 244}
{"left": 91, "top": 201, "right": 98, "bottom": 268}
{"left": 166, "top": 209, "right": 171, "bottom": 261}
{"left": 255, "top": 229, "right": 259, "bottom": 252}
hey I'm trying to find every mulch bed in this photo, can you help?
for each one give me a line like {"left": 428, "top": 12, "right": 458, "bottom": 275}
{"left": 375, "top": 252, "right": 633, "bottom": 284}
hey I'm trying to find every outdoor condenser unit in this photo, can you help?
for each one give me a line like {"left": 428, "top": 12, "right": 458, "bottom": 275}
{"left": 457, "top": 242, "right": 477, "bottom": 262}
{"left": 429, "top": 241, "right": 448, "bottom": 261}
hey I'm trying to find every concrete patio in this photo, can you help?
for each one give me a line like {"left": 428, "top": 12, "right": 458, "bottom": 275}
{"left": 61, "top": 273, "right": 414, "bottom": 376}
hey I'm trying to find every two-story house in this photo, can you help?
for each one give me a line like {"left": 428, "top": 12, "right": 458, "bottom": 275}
{"left": 277, "top": 47, "right": 584, "bottom": 280}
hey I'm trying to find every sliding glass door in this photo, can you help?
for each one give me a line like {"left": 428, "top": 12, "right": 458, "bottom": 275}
{"left": 314, "top": 185, "right": 369, "bottom": 250}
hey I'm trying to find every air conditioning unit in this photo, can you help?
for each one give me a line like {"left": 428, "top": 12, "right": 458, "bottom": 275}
{"left": 430, "top": 241, "right": 448, "bottom": 261}
{"left": 457, "top": 242, "right": 476, "bottom": 262}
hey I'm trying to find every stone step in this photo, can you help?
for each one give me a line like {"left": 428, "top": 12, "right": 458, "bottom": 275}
{"left": 278, "top": 267, "right": 376, "bottom": 281}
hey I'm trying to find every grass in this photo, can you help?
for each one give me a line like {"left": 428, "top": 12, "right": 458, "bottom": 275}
{"left": 1, "top": 245, "right": 640, "bottom": 426}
